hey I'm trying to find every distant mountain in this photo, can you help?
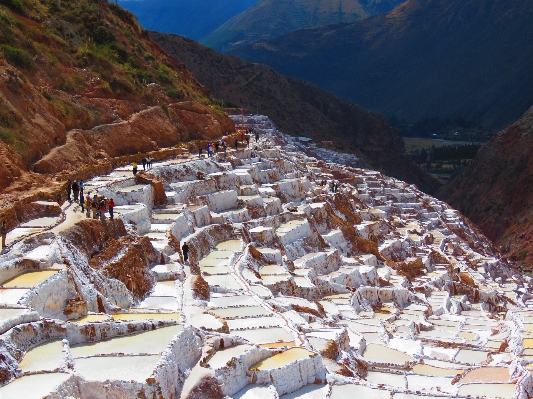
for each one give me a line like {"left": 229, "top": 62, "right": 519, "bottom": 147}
{"left": 151, "top": 32, "right": 440, "bottom": 194}
{"left": 118, "top": 0, "right": 259, "bottom": 40}
{"left": 200, "top": 0, "right": 405, "bottom": 52}
{"left": 439, "top": 106, "right": 533, "bottom": 269}
{"left": 230, "top": 0, "right": 533, "bottom": 131}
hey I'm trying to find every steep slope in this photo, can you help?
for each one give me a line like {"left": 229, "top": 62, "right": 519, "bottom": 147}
{"left": 439, "top": 106, "right": 533, "bottom": 269}
{"left": 0, "top": 0, "right": 234, "bottom": 225}
{"left": 229, "top": 0, "right": 533, "bottom": 130}
{"left": 151, "top": 32, "right": 440, "bottom": 194}
{"left": 201, "top": 0, "right": 405, "bottom": 53}
{"left": 117, "top": 0, "right": 260, "bottom": 41}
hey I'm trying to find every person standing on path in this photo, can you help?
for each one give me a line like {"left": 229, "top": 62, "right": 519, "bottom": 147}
{"left": 108, "top": 198, "right": 115, "bottom": 220}
{"left": 1, "top": 221, "right": 7, "bottom": 248}
{"left": 72, "top": 181, "right": 79, "bottom": 202}
{"left": 79, "top": 181, "right": 84, "bottom": 198}
{"left": 66, "top": 179, "right": 72, "bottom": 202}
{"left": 182, "top": 242, "right": 189, "bottom": 263}
{"left": 198, "top": 147, "right": 203, "bottom": 158}
{"left": 79, "top": 192, "right": 85, "bottom": 213}
{"left": 85, "top": 193, "right": 91, "bottom": 217}
{"left": 234, "top": 140, "right": 239, "bottom": 150}
{"left": 91, "top": 195, "right": 98, "bottom": 219}
{"left": 142, "top": 158, "right": 147, "bottom": 171}
{"left": 132, "top": 161, "right": 137, "bottom": 175}
{"left": 99, "top": 197, "right": 107, "bottom": 221}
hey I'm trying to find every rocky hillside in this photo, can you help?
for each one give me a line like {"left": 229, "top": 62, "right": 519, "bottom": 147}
{"left": 0, "top": 0, "right": 235, "bottom": 226}
{"left": 230, "top": 0, "right": 533, "bottom": 130}
{"left": 439, "top": 106, "right": 533, "bottom": 269}
{"left": 201, "top": 0, "right": 406, "bottom": 53}
{"left": 118, "top": 0, "right": 259, "bottom": 41}
{"left": 151, "top": 32, "right": 440, "bottom": 194}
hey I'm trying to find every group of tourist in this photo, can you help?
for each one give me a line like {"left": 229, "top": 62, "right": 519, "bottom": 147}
{"left": 82, "top": 193, "right": 115, "bottom": 221}
{"left": 64, "top": 179, "right": 85, "bottom": 203}
{"left": 142, "top": 157, "right": 153, "bottom": 171}
{"left": 201, "top": 139, "right": 229, "bottom": 157}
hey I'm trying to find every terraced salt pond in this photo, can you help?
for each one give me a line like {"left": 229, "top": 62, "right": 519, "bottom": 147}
{"left": 75, "top": 355, "right": 161, "bottom": 382}
{"left": 19, "top": 339, "right": 64, "bottom": 372}
{"left": 362, "top": 343, "right": 414, "bottom": 365}
{"left": 209, "top": 306, "right": 271, "bottom": 319}
{"left": 0, "top": 373, "right": 71, "bottom": 399}
{"left": 231, "top": 327, "right": 295, "bottom": 345}
{"left": 111, "top": 312, "right": 180, "bottom": 321}
{"left": 249, "top": 348, "right": 315, "bottom": 370}
{"left": 1, "top": 270, "right": 58, "bottom": 288}
{"left": 70, "top": 325, "right": 182, "bottom": 357}
{"left": 207, "top": 344, "right": 252, "bottom": 369}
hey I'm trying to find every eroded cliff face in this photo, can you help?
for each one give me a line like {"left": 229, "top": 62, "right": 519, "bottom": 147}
{"left": 0, "top": 0, "right": 234, "bottom": 228}
{"left": 440, "top": 106, "right": 533, "bottom": 269}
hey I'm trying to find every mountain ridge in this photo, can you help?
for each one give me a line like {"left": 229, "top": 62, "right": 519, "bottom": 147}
{"left": 229, "top": 0, "right": 533, "bottom": 130}
{"left": 200, "top": 0, "right": 405, "bottom": 52}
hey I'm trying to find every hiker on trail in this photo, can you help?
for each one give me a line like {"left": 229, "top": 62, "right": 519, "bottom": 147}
{"left": 108, "top": 198, "right": 115, "bottom": 220}
{"left": 79, "top": 181, "right": 84, "bottom": 198}
{"left": 66, "top": 179, "right": 72, "bottom": 202}
{"left": 182, "top": 242, "right": 189, "bottom": 263}
{"left": 99, "top": 197, "right": 107, "bottom": 221}
{"left": 72, "top": 181, "right": 79, "bottom": 202}
{"left": 85, "top": 193, "right": 91, "bottom": 217}
{"left": 142, "top": 158, "right": 147, "bottom": 171}
{"left": 234, "top": 140, "right": 238, "bottom": 150}
{"left": 147, "top": 157, "right": 153, "bottom": 169}
{"left": 198, "top": 147, "right": 203, "bottom": 157}
{"left": 1, "top": 221, "right": 7, "bottom": 248}
{"left": 79, "top": 192, "right": 85, "bottom": 213}
{"left": 246, "top": 136, "right": 250, "bottom": 147}
{"left": 255, "top": 131, "right": 259, "bottom": 142}
{"left": 91, "top": 195, "right": 98, "bottom": 219}
{"left": 207, "top": 144, "right": 212, "bottom": 157}
{"left": 222, "top": 139, "right": 227, "bottom": 152}
{"left": 132, "top": 161, "right": 137, "bottom": 176}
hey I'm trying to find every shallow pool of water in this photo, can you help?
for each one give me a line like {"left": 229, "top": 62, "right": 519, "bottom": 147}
{"left": 112, "top": 312, "right": 180, "bottom": 321}
{"left": 139, "top": 296, "right": 179, "bottom": 311}
{"left": 208, "top": 295, "right": 258, "bottom": 308}
{"left": 250, "top": 348, "right": 314, "bottom": 371}
{"left": 457, "top": 383, "right": 515, "bottom": 399}
{"left": 70, "top": 325, "right": 183, "bottom": 357}
{"left": 261, "top": 275, "right": 291, "bottom": 285}
{"left": 204, "top": 274, "right": 241, "bottom": 289}
{"left": 207, "top": 344, "right": 252, "bottom": 369}
{"left": 2, "top": 270, "right": 58, "bottom": 288}
{"left": 19, "top": 339, "right": 64, "bottom": 373}
{"left": 210, "top": 306, "right": 271, "bottom": 319}
{"left": 330, "top": 384, "right": 390, "bottom": 399}
{"left": 461, "top": 367, "right": 510, "bottom": 384}
{"left": 363, "top": 343, "right": 413, "bottom": 365}
{"left": 260, "top": 265, "right": 287, "bottom": 275}
{"left": 151, "top": 281, "right": 178, "bottom": 297}
{"left": 216, "top": 240, "right": 242, "bottom": 251}
{"left": 75, "top": 355, "right": 160, "bottom": 382}
{"left": 228, "top": 316, "right": 283, "bottom": 330}
{"left": 366, "top": 371, "right": 405, "bottom": 388}
{"left": 412, "top": 364, "right": 462, "bottom": 377}
{"left": 231, "top": 327, "right": 294, "bottom": 344}
{"left": 0, "top": 373, "right": 71, "bottom": 399}
{"left": 454, "top": 349, "right": 489, "bottom": 364}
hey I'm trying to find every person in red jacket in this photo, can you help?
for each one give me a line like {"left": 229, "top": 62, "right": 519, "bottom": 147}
{"left": 108, "top": 198, "right": 115, "bottom": 220}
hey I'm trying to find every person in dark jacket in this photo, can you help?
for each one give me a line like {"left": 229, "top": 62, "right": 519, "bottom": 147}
{"left": 182, "top": 242, "right": 189, "bottom": 263}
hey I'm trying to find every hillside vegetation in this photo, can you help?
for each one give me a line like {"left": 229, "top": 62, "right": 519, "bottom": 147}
{"left": 0, "top": 0, "right": 234, "bottom": 221}
{"left": 439, "top": 106, "right": 533, "bottom": 269}
{"left": 230, "top": 0, "right": 533, "bottom": 131}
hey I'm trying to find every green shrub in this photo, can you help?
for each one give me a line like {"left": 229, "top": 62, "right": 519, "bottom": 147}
{"left": 93, "top": 25, "right": 114, "bottom": 44}
{"left": 164, "top": 87, "right": 184, "bottom": 100}
{"left": 0, "top": 0, "right": 23, "bottom": 14}
{"left": 519, "top": 250, "right": 528, "bottom": 259}
{"left": 1, "top": 44, "right": 33, "bottom": 68}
